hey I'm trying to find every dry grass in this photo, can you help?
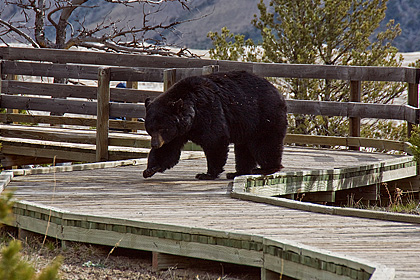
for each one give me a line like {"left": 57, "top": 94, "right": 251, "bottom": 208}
{"left": 0, "top": 229, "right": 257, "bottom": 280}
{"left": 347, "top": 183, "right": 420, "bottom": 215}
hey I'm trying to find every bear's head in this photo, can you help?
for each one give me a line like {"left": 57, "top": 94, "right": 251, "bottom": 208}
{"left": 144, "top": 97, "right": 195, "bottom": 149}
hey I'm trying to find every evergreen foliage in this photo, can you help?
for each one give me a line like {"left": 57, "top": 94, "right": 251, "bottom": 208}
{"left": 0, "top": 192, "right": 62, "bottom": 280}
{"left": 208, "top": 0, "right": 407, "bottom": 140}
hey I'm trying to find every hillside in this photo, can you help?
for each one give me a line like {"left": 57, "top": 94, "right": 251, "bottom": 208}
{"left": 166, "top": 0, "right": 420, "bottom": 52}
{"left": 0, "top": 0, "right": 419, "bottom": 52}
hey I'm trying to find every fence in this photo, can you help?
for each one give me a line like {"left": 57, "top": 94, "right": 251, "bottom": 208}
{"left": 0, "top": 46, "right": 419, "bottom": 167}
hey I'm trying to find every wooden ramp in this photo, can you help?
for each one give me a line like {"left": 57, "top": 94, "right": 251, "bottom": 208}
{"left": 2, "top": 147, "right": 420, "bottom": 279}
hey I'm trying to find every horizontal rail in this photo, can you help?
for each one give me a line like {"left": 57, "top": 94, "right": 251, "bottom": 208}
{"left": 0, "top": 113, "right": 144, "bottom": 130}
{"left": 0, "top": 137, "right": 149, "bottom": 162}
{"left": 284, "top": 134, "right": 410, "bottom": 153}
{"left": 1, "top": 80, "right": 159, "bottom": 103}
{"left": 0, "top": 125, "right": 150, "bottom": 147}
{"left": 1, "top": 93, "right": 416, "bottom": 123}
{"left": 287, "top": 99, "right": 419, "bottom": 123}
{"left": 1, "top": 47, "right": 419, "bottom": 83}
{"left": 0, "top": 94, "right": 146, "bottom": 118}
{"left": 1, "top": 61, "right": 165, "bottom": 82}
{"left": 252, "top": 63, "right": 420, "bottom": 83}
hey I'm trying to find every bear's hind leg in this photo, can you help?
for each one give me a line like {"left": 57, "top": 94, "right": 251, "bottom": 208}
{"left": 196, "top": 142, "right": 229, "bottom": 180}
{"left": 226, "top": 143, "right": 257, "bottom": 179}
{"left": 253, "top": 140, "right": 284, "bottom": 176}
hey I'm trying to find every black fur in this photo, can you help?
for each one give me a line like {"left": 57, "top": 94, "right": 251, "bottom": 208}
{"left": 143, "top": 71, "right": 288, "bottom": 180}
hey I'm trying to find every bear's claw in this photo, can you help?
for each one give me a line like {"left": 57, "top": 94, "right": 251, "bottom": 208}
{"left": 143, "top": 167, "right": 161, "bottom": 178}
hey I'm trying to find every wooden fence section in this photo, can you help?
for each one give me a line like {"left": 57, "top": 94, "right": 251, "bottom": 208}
{"left": 0, "top": 52, "right": 218, "bottom": 167}
{"left": 0, "top": 46, "right": 419, "bottom": 167}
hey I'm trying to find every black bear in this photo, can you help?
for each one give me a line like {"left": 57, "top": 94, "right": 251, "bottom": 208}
{"left": 142, "top": 71, "right": 287, "bottom": 180}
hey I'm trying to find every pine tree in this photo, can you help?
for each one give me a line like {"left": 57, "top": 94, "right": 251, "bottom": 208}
{"left": 0, "top": 192, "right": 62, "bottom": 280}
{"left": 208, "top": 0, "right": 406, "bottom": 139}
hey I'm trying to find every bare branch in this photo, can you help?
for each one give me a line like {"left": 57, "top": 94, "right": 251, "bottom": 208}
{"left": 0, "top": 18, "right": 40, "bottom": 47}
{"left": 1, "top": 0, "right": 202, "bottom": 57}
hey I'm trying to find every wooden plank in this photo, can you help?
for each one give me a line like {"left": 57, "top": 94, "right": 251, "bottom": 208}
{"left": 202, "top": 65, "right": 219, "bottom": 75}
{"left": 0, "top": 95, "right": 146, "bottom": 119}
{"left": 349, "top": 81, "right": 361, "bottom": 151}
{"left": 96, "top": 67, "right": 111, "bottom": 161}
{"left": 2, "top": 60, "right": 99, "bottom": 80}
{"left": 284, "top": 134, "right": 408, "bottom": 152}
{"left": 0, "top": 94, "right": 97, "bottom": 116}
{"left": 286, "top": 99, "right": 418, "bottom": 123}
{"left": 0, "top": 137, "right": 149, "bottom": 164}
{"left": 253, "top": 62, "right": 419, "bottom": 83}
{"left": 7, "top": 200, "right": 382, "bottom": 280}
{"left": 0, "top": 113, "right": 144, "bottom": 130}
{"left": 110, "top": 67, "right": 163, "bottom": 82}
{"left": 1, "top": 80, "right": 160, "bottom": 103}
{"left": 407, "top": 82, "right": 419, "bottom": 137}
{"left": 1, "top": 61, "right": 165, "bottom": 82}
{"left": 0, "top": 139, "right": 97, "bottom": 162}
{"left": 0, "top": 46, "right": 220, "bottom": 69}
{"left": 0, "top": 154, "right": 69, "bottom": 168}
{"left": 2, "top": 47, "right": 417, "bottom": 83}
{"left": 164, "top": 69, "right": 176, "bottom": 91}
{"left": 0, "top": 124, "right": 151, "bottom": 147}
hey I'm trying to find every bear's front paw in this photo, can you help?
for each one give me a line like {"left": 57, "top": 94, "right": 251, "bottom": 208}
{"left": 143, "top": 166, "right": 161, "bottom": 178}
{"left": 195, "top": 173, "right": 218, "bottom": 180}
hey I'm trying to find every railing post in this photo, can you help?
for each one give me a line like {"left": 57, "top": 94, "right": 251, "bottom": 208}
{"left": 127, "top": 81, "right": 139, "bottom": 132}
{"left": 164, "top": 69, "right": 176, "bottom": 91}
{"left": 202, "top": 65, "right": 219, "bottom": 75}
{"left": 408, "top": 82, "right": 419, "bottom": 138}
{"left": 96, "top": 67, "right": 111, "bottom": 162}
{"left": 349, "top": 80, "right": 361, "bottom": 150}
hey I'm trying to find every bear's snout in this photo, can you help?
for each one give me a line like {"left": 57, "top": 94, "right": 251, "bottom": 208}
{"left": 150, "top": 133, "right": 165, "bottom": 149}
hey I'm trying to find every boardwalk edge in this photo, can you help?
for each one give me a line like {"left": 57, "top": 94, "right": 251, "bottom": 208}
{"left": 4, "top": 199, "right": 392, "bottom": 280}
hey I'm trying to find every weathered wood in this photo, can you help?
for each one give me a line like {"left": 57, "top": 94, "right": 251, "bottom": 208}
{"left": 0, "top": 137, "right": 149, "bottom": 167}
{"left": 5, "top": 152, "right": 410, "bottom": 279}
{"left": 1, "top": 80, "right": 159, "bottom": 103}
{"left": 284, "top": 134, "right": 408, "bottom": 151}
{"left": 2, "top": 47, "right": 418, "bottom": 83}
{"left": 164, "top": 69, "right": 177, "bottom": 91}
{"left": 0, "top": 154, "right": 68, "bottom": 168}
{"left": 97, "top": 67, "right": 111, "bottom": 162}
{"left": 2, "top": 60, "right": 99, "bottom": 80}
{"left": 202, "top": 65, "right": 219, "bottom": 75}
{"left": 0, "top": 94, "right": 98, "bottom": 116}
{"left": 0, "top": 125, "right": 150, "bottom": 147}
{"left": 0, "top": 46, "right": 219, "bottom": 70}
{"left": 5, "top": 198, "right": 380, "bottom": 280}
{"left": 253, "top": 62, "right": 420, "bottom": 83}
{"left": 286, "top": 99, "right": 418, "bottom": 123}
{"left": 0, "top": 113, "right": 144, "bottom": 130}
{"left": 1, "top": 60, "right": 165, "bottom": 82}
{"left": 349, "top": 80, "right": 361, "bottom": 150}
{"left": 407, "top": 82, "right": 419, "bottom": 137}
{"left": 109, "top": 67, "right": 163, "bottom": 82}
{"left": 0, "top": 94, "right": 146, "bottom": 119}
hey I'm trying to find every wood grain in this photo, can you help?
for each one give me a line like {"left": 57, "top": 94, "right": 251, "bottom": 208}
{"left": 5, "top": 148, "right": 419, "bottom": 279}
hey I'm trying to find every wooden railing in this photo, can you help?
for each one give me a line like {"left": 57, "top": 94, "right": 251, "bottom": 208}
{"left": 0, "top": 46, "right": 419, "bottom": 167}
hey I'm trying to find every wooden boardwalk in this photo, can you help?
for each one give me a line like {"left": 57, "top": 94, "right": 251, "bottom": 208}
{"left": 3, "top": 147, "right": 420, "bottom": 279}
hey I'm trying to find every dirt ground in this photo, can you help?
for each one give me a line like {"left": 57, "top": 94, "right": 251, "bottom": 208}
{"left": 1, "top": 228, "right": 260, "bottom": 280}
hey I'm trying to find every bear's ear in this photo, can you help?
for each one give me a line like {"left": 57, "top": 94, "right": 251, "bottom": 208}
{"left": 171, "top": 99, "right": 183, "bottom": 114}
{"left": 145, "top": 98, "right": 152, "bottom": 110}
